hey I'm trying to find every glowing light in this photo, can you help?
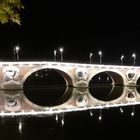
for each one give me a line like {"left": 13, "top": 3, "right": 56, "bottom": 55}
{"left": 59, "top": 48, "right": 64, "bottom": 61}
{"left": 132, "top": 53, "right": 136, "bottom": 66}
{"left": 120, "top": 107, "right": 123, "bottom": 113}
{"left": 98, "top": 109, "right": 102, "bottom": 121}
{"left": 13, "top": 45, "right": 20, "bottom": 61}
{"left": 18, "top": 120, "right": 22, "bottom": 133}
{"left": 89, "top": 52, "right": 93, "bottom": 64}
{"left": 54, "top": 50, "right": 57, "bottom": 55}
{"left": 132, "top": 53, "right": 136, "bottom": 58}
{"left": 120, "top": 55, "right": 124, "bottom": 65}
{"left": 98, "top": 115, "right": 102, "bottom": 121}
{"left": 59, "top": 48, "right": 63, "bottom": 52}
{"left": 54, "top": 50, "right": 57, "bottom": 61}
{"left": 90, "top": 110, "right": 93, "bottom": 117}
{"left": 16, "top": 46, "right": 19, "bottom": 51}
{"left": 121, "top": 55, "right": 124, "bottom": 60}
{"left": 90, "top": 52, "right": 93, "bottom": 57}
{"left": 131, "top": 111, "right": 135, "bottom": 117}
{"left": 98, "top": 50, "right": 102, "bottom": 64}
{"left": 61, "top": 117, "right": 64, "bottom": 126}
{"left": 131, "top": 107, "right": 135, "bottom": 117}
{"left": 98, "top": 51, "right": 102, "bottom": 56}
{"left": 55, "top": 114, "right": 58, "bottom": 122}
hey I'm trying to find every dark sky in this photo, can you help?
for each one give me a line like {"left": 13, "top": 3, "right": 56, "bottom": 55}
{"left": 0, "top": 3, "right": 140, "bottom": 65}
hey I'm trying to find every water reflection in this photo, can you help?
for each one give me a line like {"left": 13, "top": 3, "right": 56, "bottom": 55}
{"left": 23, "top": 86, "right": 73, "bottom": 107}
{"left": 120, "top": 107, "right": 124, "bottom": 114}
{"left": 0, "top": 86, "right": 140, "bottom": 139}
{"left": 0, "top": 86, "right": 140, "bottom": 116}
{"left": 98, "top": 109, "right": 102, "bottom": 121}
{"left": 18, "top": 117, "right": 23, "bottom": 133}
{"left": 131, "top": 107, "right": 135, "bottom": 117}
{"left": 0, "top": 116, "right": 65, "bottom": 139}
{"left": 89, "top": 85, "right": 124, "bottom": 101}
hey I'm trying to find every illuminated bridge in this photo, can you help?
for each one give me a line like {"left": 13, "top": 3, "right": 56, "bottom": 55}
{"left": 0, "top": 61, "right": 140, "bottom": 117}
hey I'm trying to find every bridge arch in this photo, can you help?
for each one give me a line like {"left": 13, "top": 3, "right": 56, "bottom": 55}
{"left": 88, "top": 69, "right": 125, "bottom": 86}
{"left": 21, "top": 66, "right": 75, "bottom": 87}
{"left": 135, "top": 71, "right": 140, "bottom": 85}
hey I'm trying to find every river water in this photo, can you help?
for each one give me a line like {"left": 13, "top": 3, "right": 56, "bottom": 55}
{"left": 0, "top": 86, "right": 140, "bottom": 140}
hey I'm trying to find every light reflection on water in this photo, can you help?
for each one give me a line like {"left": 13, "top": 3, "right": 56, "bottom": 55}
{"left": 1, "top": 106, "right": 140, "bottom": 139}
{"left": 0, "top": 86, "right": 140, "bottom": 139}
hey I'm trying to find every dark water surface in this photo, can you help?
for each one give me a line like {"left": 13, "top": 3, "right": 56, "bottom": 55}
{"left": 1, "top": 107, "right": 140, "bottom": 140}
{"left": 0, "top": 86, "right": 140, "bottom": 140}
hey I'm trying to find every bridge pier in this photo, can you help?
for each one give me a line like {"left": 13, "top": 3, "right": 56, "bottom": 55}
{"left": 0, "top": 80, "right": 23, "bottom": 90}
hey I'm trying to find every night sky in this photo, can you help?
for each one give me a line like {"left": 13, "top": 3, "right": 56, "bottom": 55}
{"left": 0, "top": 4, "right": 140, "bottom": 65}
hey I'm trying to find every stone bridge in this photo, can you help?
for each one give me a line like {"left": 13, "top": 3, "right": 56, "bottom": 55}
{"left": 0, "top": 61, "right": 140, "bottom": 90}
{"left": 0, "top": 61, "right": 140, "bottom": 116}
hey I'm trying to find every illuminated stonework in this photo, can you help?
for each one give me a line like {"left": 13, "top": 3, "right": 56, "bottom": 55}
{"left": 2, "top": 66, "right": 20, "bottom": 80}
{"left": 126, "top": 69, "right": 136, "bottom": 80}
{"left": 4, "top": 97, "right": 21, "bottom": 112}
{"left": 126, "top": 92, "right": 136, "bottom": 102}
{"left": 75, "top": 87, "right": 88, "bottom": 94}
{"left": 75, "top": 80, "right": 88, "bottom": 88}
{"left": 76, "top": 67, "right": 87, "bottom": 80}
{"left": 0, "top": 61, "right": 140, "bottom": 90}
{"left": 76, "top": 94, "right": 88, "bottom": 107}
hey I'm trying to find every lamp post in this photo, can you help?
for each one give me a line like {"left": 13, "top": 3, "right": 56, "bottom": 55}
{"left": 89, "top": 52, "right": 93, "bottom": 64}
{"left": 54, "top": 50, "right": 57, "bottom": 61}
{"left": 132, "top": 53, "right": 136, "bottom": 66}
{"left": 59, "top": 48, "right": 63, "bottom": 62}
{"left": 120, "top": 55, "right": 124, "bottom": 65}
{"left": 98, "top": 50, "right": 102, "bottom": 64}
{"left": 13, "top": 46, "right": 20, "bottom": 61}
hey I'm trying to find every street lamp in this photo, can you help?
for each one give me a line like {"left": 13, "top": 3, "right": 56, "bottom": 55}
{"left": 98, "top": 50, "right": 102, "bottom": 64}
{"left": 89, "top": 52, "right": 93, "bottom": 64}
{"left": 54, "top": 50, "right": 57, "bottom": 61}
{"left": 13, "top": 46, "right": 20, "bottom": 61}
{"left": 132, "top": 53, "right": 136, "bottom": 66}
{"left": 120, "top": 55, "right": 124, "bottom": 65}
{"left": 59, "top": 48, "right": 63, "bottom": 62}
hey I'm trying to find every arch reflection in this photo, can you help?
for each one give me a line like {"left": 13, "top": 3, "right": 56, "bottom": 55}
{"left": 89, "top": 85, "right": 124, "bottom": 102}
{"left": 23, "top": 87, "right": 74, "bottom": 108}
{"left": 0, "top": 85, "right": 139, "bottom": 116}
{"left": 0, "top": 90, "right": 22, "bottom": 112}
